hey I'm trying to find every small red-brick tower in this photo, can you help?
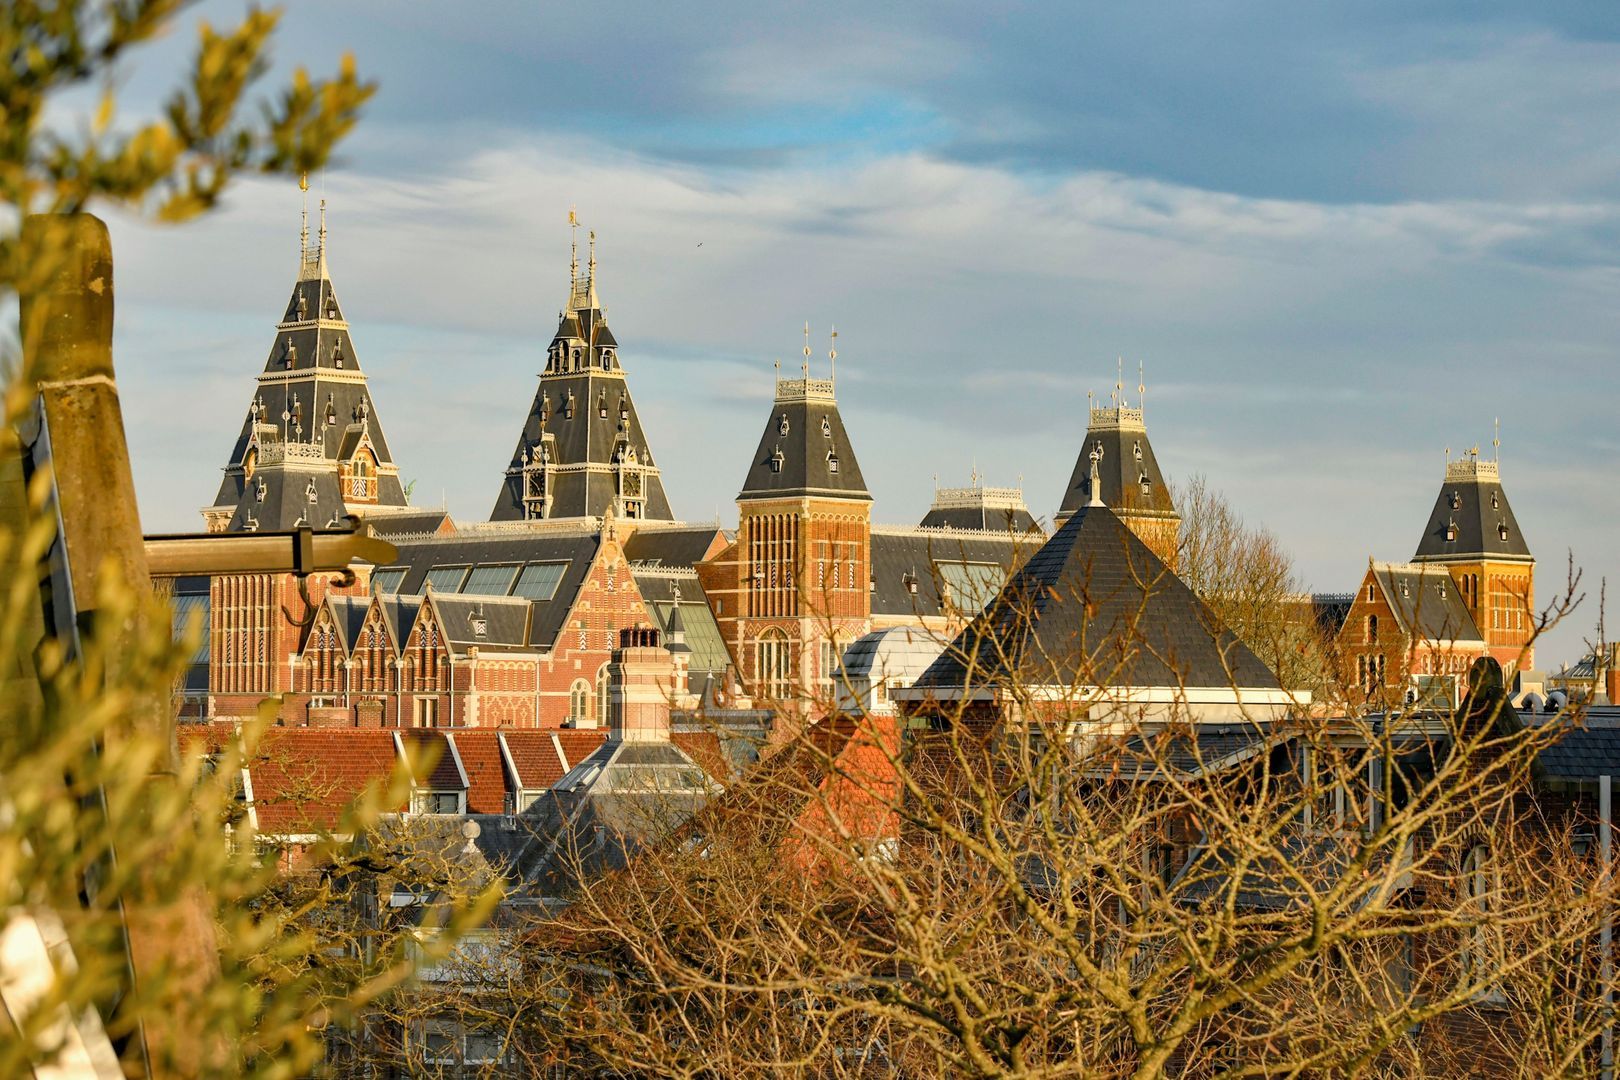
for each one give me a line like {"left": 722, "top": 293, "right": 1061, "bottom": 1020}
{"left": 707, "top": 330, "right": 872, "bottom": 715}
{"left": 1410, "top": 436, "right": 1535, "bottom": 673}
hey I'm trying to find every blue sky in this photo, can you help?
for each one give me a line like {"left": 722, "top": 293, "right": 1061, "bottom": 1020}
{"left": 106, "top": 1, "right": 1620, "bottom": 668}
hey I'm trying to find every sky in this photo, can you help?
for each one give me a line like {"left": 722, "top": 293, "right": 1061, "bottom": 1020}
{"left": 100, "top": 1, "right": 1620, "bottom": 669}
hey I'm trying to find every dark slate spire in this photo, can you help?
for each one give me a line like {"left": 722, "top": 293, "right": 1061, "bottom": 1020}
{"left": 1055, "top": 379, "right": 1176, "bottom": 530}
{"left": 202, "top": 193, "right": 410, "bottom": 532}
{"left": 738, "top": 345, "right": 869, "bottom": 503}
{"left": 1412, "top": 448, "right": 1532, "bottom": 563}
{"left": 490, "top": 224, "right": 674, "bottom": 522}
{"left": 914, "top": 505, "right": 1279, "bottom": 693}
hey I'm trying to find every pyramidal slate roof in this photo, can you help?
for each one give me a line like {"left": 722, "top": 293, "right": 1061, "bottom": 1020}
{"left": 738, "top": 372, "right": 870, "bottom": 501}
{"left": 1055, "top": 402, "right": 1177, "bottom": 527}
{"left": 1412, "top": 454, "right": 1532, "bottom": 564}
{"left": 205, "top": 203, "right": 410, "bottom": 532}
{"left": 490, "top": 233, "right": 674, "bottom": 522}
{"left": 1370, "top": 562, "right": 1484, "bottom": 644}
{"left": 914, "top": 504, "right": 1280, "bottom": 692}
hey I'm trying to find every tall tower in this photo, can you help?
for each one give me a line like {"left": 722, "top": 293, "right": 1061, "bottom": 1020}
{"left": 202, "top": 190, "right": 409, "bottom": 532}
{"left": 1410, "top": 443, "right": 1534, "bottom": 671}
{"left": 490, "top": 221, "right": 674, "bottom": 522}
{"left": 714, "top": 334, "right": 872, "bottom": 710}
{"left": 1053, "top": 371, "right": 1180, "bottom": 568}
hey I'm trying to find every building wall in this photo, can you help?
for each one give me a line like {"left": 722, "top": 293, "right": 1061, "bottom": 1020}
{"left": 708, "top": 496, "right": 872, "bottom": 714}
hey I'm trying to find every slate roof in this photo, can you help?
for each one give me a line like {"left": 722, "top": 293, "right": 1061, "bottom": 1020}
{"left": 1055, "top": 411, "right": 1177, "bottom": 525}
{"left": 1528, "top": 707, "right": 1620, "bottom": 781}
{"left": 738, "top": 386, "right": 870, "bottom": 501}
{"left": 511, "top": 737, "right": 718, "bottom": 896}
{"left": 356, "top": 508, "right": 453, "bottom": 538}
{"left": 919, "top": 504, "right": 1041, "bottom": 533}
{"left": 1079, "top": 724, "right": 1287, "bottom": 780}
{"left": 870, "top": 527, "right": 1040, "bottom": 620}
{"left": 426, "top": 594, "right": 532, "bottom": 656}
{"left": 1412, "top": 458, "right": 1532, "bottom": 563}
{"left": 914, "top": 506, "right": 1280, "bottom": 692}
{"left": 209, "top": 247, "right": 411, "bottom": 531}
{"left": 1371, "top": 563, "right": 1484, "bottom": 644}
{"left": 385, "top": 530, "right": 603, "bottom": 652}
{"left": 489, "top": 274, "right": 674, "bottom": 521}
{"left": 326, "top": 595, "right": 371, "bottom": 652}
{"left": 623, "top": 525, "right": 728, "bottom": 568}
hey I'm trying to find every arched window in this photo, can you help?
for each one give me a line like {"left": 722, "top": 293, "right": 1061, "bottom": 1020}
{"left": 1461, "top": 843, "right": 1497, "bottom": 995}
{"left": 568, "top": 679, "right": 593, "bottom": 725}
{"left": 596, "top": 664, "right": 612, "bottom": 728}
{"left": 757, "top": 629, "right": 791, "bottom": 701}
{"left": 1365, "top": 614, "right": 1378, "bottom": 644}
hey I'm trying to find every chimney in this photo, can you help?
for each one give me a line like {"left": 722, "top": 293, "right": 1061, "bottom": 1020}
{"left": 607, "top": 628, "right": 675, "bottom": 743}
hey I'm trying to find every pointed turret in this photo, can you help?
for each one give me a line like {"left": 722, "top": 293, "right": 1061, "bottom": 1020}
{"left": 490, "top": 223, "right": 673, "bottom": 522}
{"left": 201, "top": 193, "right": 410, "bottom": 533}
{"left": 1410, "top": 439, "right": 1535, "bottom": 670}
{"left": 1054, "top": 371, "right": 1179, "bottom": 567}
{"left": 715, "top": 334, "right": 872, "bottom": 718}
{"left": 738, "top": 369, "right": 870, "bottom": 503}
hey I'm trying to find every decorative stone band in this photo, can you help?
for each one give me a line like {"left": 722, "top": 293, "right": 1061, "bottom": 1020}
{"left": 255, "top": 440, "right": 329, "bottom": 467}
{"left": 930, "top": 484, "right": 1028, "bottom": 511}
{"left": 1087, "top": 405, "right": 1146, "bottom": 431}
{"left": 1445, "top": 457, "right": 1500, "bottom": 482}
{"left": 774, "top": 376, "right": 836, "bottom": 403}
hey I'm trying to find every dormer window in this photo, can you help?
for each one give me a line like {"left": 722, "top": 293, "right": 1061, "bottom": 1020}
{"left": 1445, "top": 522, "right": 1458, "bottom": 542}
{"left": 243, "top": 513, "right": 259, "bottom": 532}
{"left": 600, "top": 347, "right": 615, "bottom": 366}
{"left": 564, "top": 391, "right": 575, "bottom": 419}
{"left": 325, "top": 396, "right": 337, "bottom": 427}
{"left": 769, "top": 446, "right": 784, "bottom": 473}
{"left": 1133, "top": 440, "right": 1143, "bottom": 462}
{"left": 1491, "top": 492, "right": 1500, "bottom": 510}
{"left": 821, "top": 417, "right": 831, "bottom": 437}
{"left": 571, "top": 347, "right": 582, "bottom": 368}
{"left": 1498, "top": 523, "right": 1510, "bottom": 541}
{"left": 306, "top": 479, "right": 319, "bottom": 504}
{"left": 471, "top": 615, "right": 488, "bottom": 638}
{"left": 284, "top": 337, "right": 296, "bottom": 366}
{"left": 904, "top": 572, "right": 919, "bottom": 595}
{"left": 619, "top": 396, "right": 629, "bottom": 423}
{"left": 332, "top": 343, "right": 344, "bottom": 368}
{"left": 255, "top": 479, "right": 267, "bottom": 503}
{"left": 1449, "top": 491, "right": 1462, "bottom": 511}
{"left": 297, "top": 294, "right": 308, "bottom": 320}
{"left": 827, "top": 450, "right": 839, "bottom": 474}
{"left": 1437, "top": 581, "right": 1447, "bottom": 599}
{"left": 1140, "top": 473, "right": 1152, "bottom": 496}
{"left": 539, "top": 395, "right": 550, "bottom": 423}
{"left": 779, "top": 413, "right": 790, "bottom": 436}
{"left": 598, "top": 392, "right": 608, "bottom": 419}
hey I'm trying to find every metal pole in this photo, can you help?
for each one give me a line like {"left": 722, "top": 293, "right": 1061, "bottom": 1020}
{"left": 1602, "top": 773, "right": 1612, "bottom": 1080}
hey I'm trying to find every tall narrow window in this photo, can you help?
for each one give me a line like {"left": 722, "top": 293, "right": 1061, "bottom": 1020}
{"left": 568, "top": 679, "right": 593, "bottom": 725}
{"left": 757, "top": 629, "right": 791, "bottom": 700}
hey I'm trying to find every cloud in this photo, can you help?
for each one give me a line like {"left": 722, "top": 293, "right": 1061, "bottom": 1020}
{"left": 91, "top": 0, "right": 1620, "bottom": 667}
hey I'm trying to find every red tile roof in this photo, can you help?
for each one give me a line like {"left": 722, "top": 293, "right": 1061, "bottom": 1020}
{"left": 671, "top": 731, "right": 729, "bottom": 783}
{"left": 501, "top": 729, "right": 606, "bottom": 790}
{"left": 216, "top": 727, "right": 406, "bottom": 834}
{"left": 397, "top": 730, "right": 463, "bottom": 789}
{"left": 449, "top": 731, "right": 509, "bottom": 814}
